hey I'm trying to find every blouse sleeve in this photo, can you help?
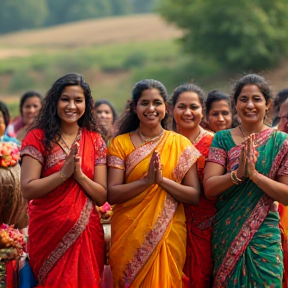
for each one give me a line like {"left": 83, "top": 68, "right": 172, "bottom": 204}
{"left": 94, "top": 134, "right": 107, "bottom": 166}
{"left": 206, "top": 131, "right": 227, "bottom": 167}
{"left": 107, "top": 136, "right": 126, "bottom": 170}
{"left": 20, "top": 129, "right": 45, "bottom": 164}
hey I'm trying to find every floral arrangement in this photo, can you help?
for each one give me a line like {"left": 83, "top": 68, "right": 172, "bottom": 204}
{"left": 0, "top": 224, "right": 26, "bottom": 261}
{"left": 97, "top": 202, "right": 113, "bottom": 221}
{"left": 0, "top": 142, "right": 20, "bottom": 168}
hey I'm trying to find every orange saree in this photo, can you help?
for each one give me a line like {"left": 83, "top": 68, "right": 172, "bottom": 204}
{"left": 108, "top": 130, "right": 201, "bottom": 288}
{"left": 21, "top": 128, "right": 106, "bottom": 288}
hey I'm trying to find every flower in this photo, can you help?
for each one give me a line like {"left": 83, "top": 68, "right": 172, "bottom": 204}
{"left": 0, "top": 142, "right": 20, "bottom": 167}
{"left": 97, "top": 202, "right": 113, "bottom": 220}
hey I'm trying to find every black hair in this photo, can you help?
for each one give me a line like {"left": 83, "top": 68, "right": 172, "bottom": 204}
{"left": 117, "top": 79, "right": 169, "bottom": 135}
{"left": 205, "top": 90, "right": 232, "bottom": 117}
{"left": 94, "top": 99, "right": 117, "bottom": 123}
{"left": 0, "top": 100, "right": 10, "bottom": 127}
{"left": 34, "top": 73, "right": 101, "bottom": 152}
{"left": 20, "top": 91, "right": 43, "bottom": 116}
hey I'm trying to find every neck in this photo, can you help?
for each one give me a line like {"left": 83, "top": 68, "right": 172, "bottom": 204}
{"left": 240, "top": 121, "right": 266, "bottom": 136}
{"left": 60, "top": 123, "right": 79, "bottom": 136}
{"left": 178, "top": 126, "right": 201, "bottom": 143}
{"left": 138, "top": 124, "right": 163, "bottom": 138}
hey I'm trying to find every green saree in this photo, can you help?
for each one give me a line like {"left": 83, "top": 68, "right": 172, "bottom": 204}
{"left": 207, "top": 128, "right": 288, "bottom": 288}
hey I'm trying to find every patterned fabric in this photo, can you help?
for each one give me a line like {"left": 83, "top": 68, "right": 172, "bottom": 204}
{"left": 207, "top": 128, "right": 288, "bottom": 288}
{"left": 183, "top": 128, "right": 216, "bottom": 288}
{"left": 107, "top": 130, "right": 201, "bottom": 288}
{"left": 21, "top": 128, "right": 106, "bottom": 288}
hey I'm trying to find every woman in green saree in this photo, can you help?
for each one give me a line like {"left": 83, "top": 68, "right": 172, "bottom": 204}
{"left": 203, "top": 74, "right": 288, "bottom": 288}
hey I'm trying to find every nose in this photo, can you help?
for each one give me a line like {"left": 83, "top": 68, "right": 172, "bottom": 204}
{"left": 147, "top": 103, "right": 155, "bottom": 111}
{"left": 218, "top": 113, "right": 225, "bottom": 121}
{"left": 184, "top": 108, "right": 192, "bottom": 115}
{"left": 247, "top": 99, "right": 254, "bottom": 109}
{"left": 68, "top": 100, "right": 76, "bottom": 109}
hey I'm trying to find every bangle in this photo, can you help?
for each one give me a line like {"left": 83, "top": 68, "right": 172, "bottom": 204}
{"left": 231, "top": 170, "right": 243, "bottom": 185}
{"left": 59, "top": 170, "right": 68, "bottom": 182}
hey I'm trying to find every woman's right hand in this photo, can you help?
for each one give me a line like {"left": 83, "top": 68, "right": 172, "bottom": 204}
{"left": 236, "top": 144, "right": 246, "bottom": 180}
{"left": 146, "top": 151, "right": 156, "bottom": 186}
{"left": 59, "top": 144, "right": 78, "bottom": 179}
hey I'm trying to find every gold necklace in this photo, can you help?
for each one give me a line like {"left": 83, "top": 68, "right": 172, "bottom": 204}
{"left": 137, "top": 129, "right": 164, "bottom": 144}
{"left": 238, "top": 125, "right": 247, "bottom": 140}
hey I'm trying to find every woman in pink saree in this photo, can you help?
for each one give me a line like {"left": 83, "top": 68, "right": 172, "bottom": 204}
{"left": 21, "top": 74, "right": 107, "bottom": 288}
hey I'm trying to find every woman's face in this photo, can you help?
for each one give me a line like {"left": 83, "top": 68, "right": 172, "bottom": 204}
{"left": 21, "top": 96, "right": 42, "bottom": 126}
{"left": 235, "top": 84, "right": 269, "bottom": 125}
{"left": 207, "top": 100, "right": 232, "bottom": 132}
{"left": 57, "top": 85, "right": 86, "bottom": 126}
{"left": 173, "top": 91, "right": 203, "bottom": 132}
{"left": 135, "top": 88, "right": 166, "bottom": 129}
{"left": 0, "top": 111, "right": 5, "bottom": 136}
{"left": 95, "top": 103, "right": 114, "bottom": 130}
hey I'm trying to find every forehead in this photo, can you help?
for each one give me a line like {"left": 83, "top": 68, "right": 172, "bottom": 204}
{"left": 23, "top": 96, "right": 41, "bottom": 105}
{"left": 279, "top": 103, "right": 288, "bottom": 116}
{"left": 138, "top": 88, "right": 164, "bottom": 101}
{"left": 61, "top": 85, "right": 85, "bottom": 96}
{"left": 210, "top": 100, "right": 230, "bottom": 111}
{"left": 239, "top": 84, "right": 263, "bottom": 95}
{"left": 96, "top": 103, "right": 112, "bottom": 112}
{"left": 176, "top": 91, "right": 201, "bottom": 104}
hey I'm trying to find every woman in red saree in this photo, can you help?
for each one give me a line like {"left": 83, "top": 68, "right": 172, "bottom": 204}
{"left": 171, "top": 83, "right": 215, "bottom": 288}
{"left": 108, "top": 79, "right": 201, "bottom": 288}
{"left": 20, "top": 74, "right": 107, "bottom": 288}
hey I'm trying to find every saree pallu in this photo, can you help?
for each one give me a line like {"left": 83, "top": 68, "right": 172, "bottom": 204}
{"left": 184, "top": 129, "right": 216, "bottom": 288}
{"left": 108, "top": 130, "right": 201, "bottom": 288}
{"left": 21, "top": 128, "right": 106, "bottom": 288}
{"left": 207, "top": 129, "right": 288, "bottom": 288}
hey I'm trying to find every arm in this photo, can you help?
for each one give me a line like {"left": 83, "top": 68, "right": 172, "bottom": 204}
{"left": 21, "top": 144, "right": 77, "bottom": 201}
{"left": 107, "top": 167, "right": 151, "bottom": 204}
{"left": 203, "top": 162, "right": 234, "bottom": 198}
{"left": 158, "top": 163, "right": 200, "bottom": 205}
{"left": 74, "top": 164, "right": 107, "bottom": 206}
{"left": 21, "top": 155, "right": 67, "bottom": 200}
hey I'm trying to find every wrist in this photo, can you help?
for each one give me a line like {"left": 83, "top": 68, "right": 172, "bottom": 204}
{"left": 231, "top": 170, "right": 243, "bottom": 185}
{"left": 59, "top": 170, "right": 68, "bottom": 182}
{"left": 75, "top": 172, "right": 87, "bottom": 183}
{"left": 250, "top": 171, "right": 261, "bottom": 185}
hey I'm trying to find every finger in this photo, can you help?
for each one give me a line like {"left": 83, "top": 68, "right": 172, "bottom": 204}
{"left": 74, "top": 155, "right": 80, "bottom": 162}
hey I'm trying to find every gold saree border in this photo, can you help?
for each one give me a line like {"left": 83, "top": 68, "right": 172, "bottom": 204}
{"left": 38, "top": 198, "right": 93, "bottom": 284}
{"left": 123, "top": 195, "right": 177, "bottom": 287}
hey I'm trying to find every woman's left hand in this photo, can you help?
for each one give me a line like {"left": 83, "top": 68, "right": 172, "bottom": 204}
{"left": 245, "top": 134, "right": 258, "bottom": 179}
{"left": 154, "top": 151, "right": 163, "bottom": 185}
{"left": 73, "top": 142, "right": 86, "bottom": 182}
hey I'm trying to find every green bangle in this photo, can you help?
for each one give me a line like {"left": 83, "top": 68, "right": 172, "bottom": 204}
{"left": 231, "top": 170, "right": 243, "bottom": 185}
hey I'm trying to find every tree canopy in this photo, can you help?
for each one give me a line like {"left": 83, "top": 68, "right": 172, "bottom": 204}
{"left": 158, "top": 0, "right": 288, "bottom": 71}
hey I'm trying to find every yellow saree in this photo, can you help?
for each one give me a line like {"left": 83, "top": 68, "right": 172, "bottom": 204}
{"left": 108, "top": 130, "right": 201, "bottom": 288}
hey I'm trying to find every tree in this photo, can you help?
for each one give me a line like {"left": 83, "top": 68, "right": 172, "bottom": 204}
{"left": 158, "top": 0, "right": 288, "bottom": 71}
{"left": 0, "top": 0, "right": 48, "bottom": 34}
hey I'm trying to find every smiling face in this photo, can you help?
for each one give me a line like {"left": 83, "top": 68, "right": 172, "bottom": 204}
{"left": 236, "top": 84, "right": 269, "bottom": 125}
{"left": 95, "top": 103, "right": 114, "bottom": 129}
{"left": 135, "top": 88, "right": 166, "bottom": 129}
{"left": 57, "top": 85, "right": 86, "bottom": 127}
{"left": 21, "top": 96, "right": 42, "bottom": 126}
{"left": 173, "top": 91, "right": 203, "bottom": 132}
{"left": 208, "top": 100, "right": 232, "bottom": 132}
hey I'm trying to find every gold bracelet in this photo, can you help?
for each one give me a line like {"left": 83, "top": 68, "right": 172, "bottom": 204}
{"left": 231, "top": 170, "right": 243, "bottom": 185}
{"left": 59, "top": 170, "right": 68, "bottom": 182}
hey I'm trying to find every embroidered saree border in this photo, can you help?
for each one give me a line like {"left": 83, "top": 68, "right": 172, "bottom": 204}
{"left": 213, "top": 194, "right": 272, "bottom": 287}
{"left": 38, "top": 198, "right": 93, "bottom": 284}
{"left": 123, "top": 195, "right": 177, "bottom": 287}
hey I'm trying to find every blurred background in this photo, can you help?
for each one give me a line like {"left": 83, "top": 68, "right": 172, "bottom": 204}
{"left": 0, "top": 0, "right": 288, "bottom": 117}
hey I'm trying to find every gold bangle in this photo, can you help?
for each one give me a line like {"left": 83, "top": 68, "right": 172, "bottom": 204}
{"left": 59, "top": 170, "right": 68, "bottom": 182}
{"left": 231, "top": 170, "right": 243, "bottom": 185}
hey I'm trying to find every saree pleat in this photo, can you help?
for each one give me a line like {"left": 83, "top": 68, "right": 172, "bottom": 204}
{"left": 207, "top": 129, "right": 288, "bottom": 288}
{"left": 21, "top": 128, "right": 106, "bottom": 288}
{"left": 108, "top": 130, "right": 201, "bottom": 288}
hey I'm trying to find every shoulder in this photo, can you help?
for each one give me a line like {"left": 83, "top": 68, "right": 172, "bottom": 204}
{"left": 166, "top": 130, "right": 192, "bottom": 145}
{"left": 23, "top": 128, "right": 44, "bottom": 142}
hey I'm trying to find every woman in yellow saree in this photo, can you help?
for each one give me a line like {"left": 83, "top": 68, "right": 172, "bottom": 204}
{"left": 108, "top": 79, "right": 201, "bottom": 288}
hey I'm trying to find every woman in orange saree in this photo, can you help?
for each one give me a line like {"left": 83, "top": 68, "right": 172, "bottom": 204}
{"left": 107, "top": 79, "right": 201, "bottom": 288}
{"left": 171, "top": 83, "right": 215, "bottom": 288}
{"left": 20, "top": 74, "right": 107, "bottom": 288}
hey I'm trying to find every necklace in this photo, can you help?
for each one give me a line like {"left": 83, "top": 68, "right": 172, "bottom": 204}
{"left": 137, "top": 129, "right": 164, "bottom": 144}
{"left": 60, "top": 129, "right": 79, "bottom": 150}
{"left": 238, "top": 125, "right": 247, "bottom": 140}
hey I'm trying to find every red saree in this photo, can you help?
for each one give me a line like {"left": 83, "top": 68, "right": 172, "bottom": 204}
{"left": 21, "top": 128, "right": 106, "bottom": 288}
{"left": 183, "top": 128, "right": 216, "bottom": 288}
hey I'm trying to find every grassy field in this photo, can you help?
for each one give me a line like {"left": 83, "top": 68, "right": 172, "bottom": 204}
{"left": 0, "top": 13, "right": 287, "bottom": 117}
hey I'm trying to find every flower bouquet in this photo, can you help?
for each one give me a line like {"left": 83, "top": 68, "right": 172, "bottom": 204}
{"left": 0, "top": 142, "right": 20, "bottom": 168}
{"left": 97, "top": 202, "right": 113, "bottom": 224}
{"left": 0, "top": 224, "right": 26, "bottom": 287}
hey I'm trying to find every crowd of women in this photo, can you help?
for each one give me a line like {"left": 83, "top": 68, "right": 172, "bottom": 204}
{"left": 1, "top": 72, "right": 288, "bottom": 288}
